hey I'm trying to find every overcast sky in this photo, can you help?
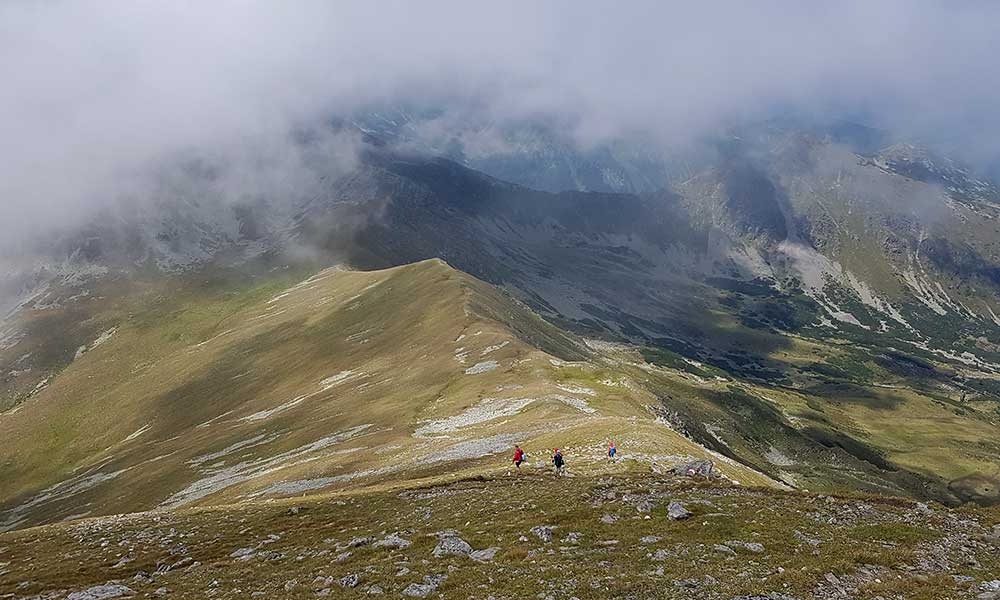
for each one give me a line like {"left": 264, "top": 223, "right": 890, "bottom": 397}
{"left": 2, "top": 1, "right": 1000, "bottom": 240}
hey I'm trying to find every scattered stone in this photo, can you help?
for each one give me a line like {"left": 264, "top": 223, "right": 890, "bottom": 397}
{"left": 432, "top": 529, "right": 460, "bottom": 538}
{"left": 530, "top": 525, "right": 554, "bottom": 543}
{"left": 287, "top": 506, "right": 301, "bottom": 515}
{"left": 133, "top": 571, "right": 153, "bottom": 584}
{"left": 563, "top": 532, "right": 582, "bottom": 544}
{"left": 667, "top": 500, "right": 692, "bottom": 520}
{"left": 170, "top": 557, "right": 193, "bottom": 571}
{"left": 366, "top": 585, "right": 384, "bottom": 594}
{"left": 229, "top": 547, "right": 256, "bottom": 560}
{"left": 980, "top": 581, "right": 1000, "bottom": 600}
{"left": 432, "top": 534, "right": 473, "bottom": 558}
{"left": 793, "top": 530, "right": 820, "bottom": 546}
{"left": 374, "top": 533, "right": 412, "bottom": 549}
{"left": 726, "top": 540, "right": 765, "bottom": 554}
{"left": 338, "top": 536, "right": 374, "bottom": 550}
{"left": 66, "top": 584, "right": 135, "bottom": 600}
{"left": 464, "top": 360, "right": 498, "bottom": 375}
{"left": 713, "top": 544, "right": 736, "bottom": 556}
{"left": 600, "top": 514, "right": 618, "bottom": 524}
{"left": 402, "top": 575, "right": 447, "bottom": 598}
{"left": 339, "top": 574, "right": 360, "bottom": 588}
{"left": 636, "top": 498, "right": 655, "bottom": 513}
{"left": 470, "top": 547, "right": 500, "bottom": 562}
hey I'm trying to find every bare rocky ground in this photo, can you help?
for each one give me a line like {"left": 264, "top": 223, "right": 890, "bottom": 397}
{"left": 2, "top": 466, "right": 999, "bottom": 600}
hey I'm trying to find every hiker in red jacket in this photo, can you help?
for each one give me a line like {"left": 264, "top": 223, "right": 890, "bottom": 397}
{"left": 512, "top": 445, "right": 526, "bottom": 469}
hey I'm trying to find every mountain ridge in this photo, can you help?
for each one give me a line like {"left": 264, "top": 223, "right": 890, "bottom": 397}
{"left": 1, "top": 258, "right": 777, "bottom": 531}
{"left": 2, "top": 127, "right": 999, "bottom": 530}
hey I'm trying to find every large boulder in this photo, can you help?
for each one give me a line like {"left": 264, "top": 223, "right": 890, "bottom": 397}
{"left": 667, "top": 500, "right": 692, "bottom": 520}
{"left": 673, "top": 459, "right": 715, "bottom": 478}
{"left": 432, "top": 532, "right": 473, "bottom": 557}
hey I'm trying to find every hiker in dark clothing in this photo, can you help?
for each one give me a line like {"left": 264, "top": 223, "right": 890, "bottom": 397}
{"left": 512, "top": 445, "right": 526, "bottom": 469}
{"left": 552, "top": 448, "right": 565, "bottom": 475}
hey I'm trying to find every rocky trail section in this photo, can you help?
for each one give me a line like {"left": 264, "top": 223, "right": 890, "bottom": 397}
{"left": 1, "top": 472, "right": 997, "bottom": 600}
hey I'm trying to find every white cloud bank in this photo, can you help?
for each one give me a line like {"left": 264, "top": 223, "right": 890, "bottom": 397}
{"left": 2, "top": 1, "right": 1000, "bottom": 239}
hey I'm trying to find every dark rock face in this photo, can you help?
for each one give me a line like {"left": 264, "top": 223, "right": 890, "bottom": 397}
{"left": 922, "top": 237, "right": 1000, "bottom": 286}
{"left": 718, "top": 158, "right": 789, "bottom": 241}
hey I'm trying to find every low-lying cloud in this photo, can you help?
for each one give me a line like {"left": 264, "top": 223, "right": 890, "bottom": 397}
{"left": 3, "top": 1, "right": 1000, "bottom": 242}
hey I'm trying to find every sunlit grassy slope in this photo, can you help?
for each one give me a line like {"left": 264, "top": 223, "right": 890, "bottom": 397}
{"left": 636, "top": 336, "right": 1000, "bottom": 506}
{"left": 0, "top": 259, "right": 772, "bottom": 531}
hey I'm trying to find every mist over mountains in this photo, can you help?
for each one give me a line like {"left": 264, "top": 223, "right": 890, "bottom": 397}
{"left": 5, "top": 1, "right": 1000, "bottom": 243}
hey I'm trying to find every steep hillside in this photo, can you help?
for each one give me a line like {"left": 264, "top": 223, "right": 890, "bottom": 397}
{"left": 0, "top": 259, "right": 768, "bottom": 531}
{"left": 344, "top": 117, "right": 1000, "bottom": 363}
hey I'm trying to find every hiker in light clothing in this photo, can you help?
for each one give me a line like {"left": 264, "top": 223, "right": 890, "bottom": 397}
{"left": 552, "top": 448, "right": 565, "bottom": 475}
